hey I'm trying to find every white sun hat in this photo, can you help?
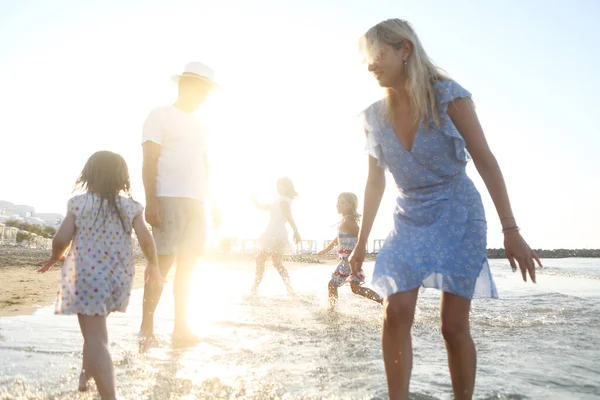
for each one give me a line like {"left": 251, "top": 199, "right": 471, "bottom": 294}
{"left": 171, "top": 62, "right": 218, "bottom": 88}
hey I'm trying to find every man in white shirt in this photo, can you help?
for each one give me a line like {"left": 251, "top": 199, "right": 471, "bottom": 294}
{"left": 140, "top": 62, "right": 219, "bottom": 344}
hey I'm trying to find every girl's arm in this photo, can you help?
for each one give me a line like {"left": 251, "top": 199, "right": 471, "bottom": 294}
{"left": 38, "top": 213, "right": 76, "bottom": 272}
{"left": 318, "top": 237, "right": 338, "bottom": 256}
{"left": 252, "top": 195, "right": 271, "bottom": 211}
{"left": 448, "top": 98, "right": 541, "bottom": 282}
{"left": 280, "top": 201, "right": 301, "bottom": 243}
{"left": 133, "top": 214, "right": 163, "bottom": 284}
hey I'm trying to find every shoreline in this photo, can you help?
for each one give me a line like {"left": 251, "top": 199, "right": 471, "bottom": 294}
{"left": 0, "top": 248, "right": 340, "bottom": 318}
{"left": 0, "top": 247, "right": 597, "bottom": 318}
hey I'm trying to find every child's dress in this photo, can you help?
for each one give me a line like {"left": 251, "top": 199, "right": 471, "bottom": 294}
{"left": 330, "top": 217, "right": 361, "bottom": 287}
{"left": 55, "top": 193, "right": 143, "bottom": 316}
{"left": 259, "top": 196, "right": 293, "bottom": 253}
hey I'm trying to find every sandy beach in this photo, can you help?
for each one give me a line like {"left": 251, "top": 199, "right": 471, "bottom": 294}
{"left": 0, "top": 247, "right": 149, "bottom": 317}
{"left": 0, "top": 247, "right": 338, "bottom": 317}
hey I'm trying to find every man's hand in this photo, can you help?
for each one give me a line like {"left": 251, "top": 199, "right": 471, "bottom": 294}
{"left": 145, "top": 198, "right": 162, "bottom": 228}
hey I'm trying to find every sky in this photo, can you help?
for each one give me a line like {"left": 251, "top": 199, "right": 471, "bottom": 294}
{"left": 0, "top": 0, "right": 598, "bottom": 250}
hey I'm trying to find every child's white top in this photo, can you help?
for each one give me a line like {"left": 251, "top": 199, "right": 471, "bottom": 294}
{"left": 261, "top": 196, "right": 292, "bottom": 244}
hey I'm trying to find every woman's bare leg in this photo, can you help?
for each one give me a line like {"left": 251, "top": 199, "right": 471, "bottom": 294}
{"left": 441, "top": 292, "right": 475, "bottom": 400}
{"left": 382, "top": 289, "right": 419, "bottom": 400}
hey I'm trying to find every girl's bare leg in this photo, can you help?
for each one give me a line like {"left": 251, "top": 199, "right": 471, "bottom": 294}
{"left": 78, "top": 314, "right": 116, "bottom": 400}
{"left": 272, "top": 253, "right": 294, "bottom": 295}
{"left": 350, "top": 281, "right": 383, "bottom": 304}
{"left": 251, "top": 250, "right": 268, "bottom": 293}
{"left": 328, "top": 280, "right": 338, "bottom": 310}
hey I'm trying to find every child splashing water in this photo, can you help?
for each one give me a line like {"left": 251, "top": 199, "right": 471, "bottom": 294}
{"left": 251, "top": 177, "right": 301, "bottom": 296}
{"left": 39, "top": 151, "right": 162, "bottom": 400}
{"left": 318, "top": 193, "right": 382, "bottom": 311}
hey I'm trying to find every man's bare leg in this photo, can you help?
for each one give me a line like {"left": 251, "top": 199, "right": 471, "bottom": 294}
{"left": 172, "top": 254, "right": 199, "bottom": 344}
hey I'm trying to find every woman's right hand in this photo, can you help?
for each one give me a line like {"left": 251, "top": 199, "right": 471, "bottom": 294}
{"left": 349, "top": 242, "right": 366, "bottom": 280}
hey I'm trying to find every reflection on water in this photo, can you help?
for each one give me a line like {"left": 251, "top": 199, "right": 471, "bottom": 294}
{"left": 1, "top": 259, "right": 599, "bottom": 399}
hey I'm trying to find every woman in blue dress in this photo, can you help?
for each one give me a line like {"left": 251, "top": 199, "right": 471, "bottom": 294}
{"left": 348, "top": 19, "right": 542, "bottom": 399}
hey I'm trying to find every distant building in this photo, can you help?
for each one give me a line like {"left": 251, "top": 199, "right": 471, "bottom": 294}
{"left": 14, "top": 204, "right": 35, "bottom": 218}
{"left": 33, "top": 213, "right": 63, "bottom": 226}
{"left": 0, "top": 200, "right": 15, "bottom": 217}
{"left": 25, "top": 216, "right": 46, "bottom": 226}
{"left": 0, "top": 201, "right": 35, "bottom": 218}
{"left": 0, "top": 200, "right": 63, "bottom": 226}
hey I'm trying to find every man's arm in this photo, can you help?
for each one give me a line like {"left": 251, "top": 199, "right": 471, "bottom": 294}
{"left": 142, "top": 141, "right": 162, "bottom": 227}
{"left": 204, "top": 152, "right": 222, "bottom": 230}
{"left": 141, "top": 109, "right": 164, "bottom": 228}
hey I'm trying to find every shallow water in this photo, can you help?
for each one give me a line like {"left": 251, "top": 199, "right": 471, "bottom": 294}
{"left": 1, "top": 259, "right": 599, "bottom": 399}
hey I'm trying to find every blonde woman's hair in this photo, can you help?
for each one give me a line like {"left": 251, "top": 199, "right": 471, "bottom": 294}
{"left": 359, "top": 19, "right": 448, "bottom": 127}
{"left": 338, "top": 192, "right": 360, "bottom": 222}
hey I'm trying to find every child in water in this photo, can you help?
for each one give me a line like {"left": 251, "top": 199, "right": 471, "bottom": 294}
{"left": 318, "top": 192, "right": 382, "bottom": 310}
{"left": 39, "top": 151, "right": 162, "bottom": 400}
{"left": 250, "top": 177, "right": 301, "bottom": 296}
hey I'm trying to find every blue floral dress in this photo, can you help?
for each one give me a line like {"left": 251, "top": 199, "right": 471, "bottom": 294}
{"left": 362, "top": 80, "right": 498, "bottom": 299}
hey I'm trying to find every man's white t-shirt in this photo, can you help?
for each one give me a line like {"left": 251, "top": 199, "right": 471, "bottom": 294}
{"left": 142, "top": 105, "right": 208, "bottom": 201}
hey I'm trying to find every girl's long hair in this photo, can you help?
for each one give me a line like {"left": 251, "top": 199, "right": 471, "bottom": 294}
{"left": 338, "top": 192, "right": 360, "bottom": 223}
{"left": 75, "top": 151, "right": 132, "bottom": 232}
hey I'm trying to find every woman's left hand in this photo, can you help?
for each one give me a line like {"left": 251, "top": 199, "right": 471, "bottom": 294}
{"left": 504, "top": 230, "right": 542, "bottom": 283}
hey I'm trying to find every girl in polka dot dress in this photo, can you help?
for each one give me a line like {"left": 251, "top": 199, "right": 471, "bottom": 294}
{"left": 39, "top": 151, "right": 162, "bottom": 400}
